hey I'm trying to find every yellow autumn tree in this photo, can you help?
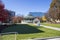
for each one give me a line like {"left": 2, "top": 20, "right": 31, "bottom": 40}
{"left": 42, "top": 16, "right": 47, "bottom": 21}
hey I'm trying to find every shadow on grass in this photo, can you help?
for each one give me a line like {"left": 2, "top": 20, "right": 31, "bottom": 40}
{"left": 0, "top": 25, "right": 9, "bottom": 33}
{"left": 1, "top": 24, "right": 44, "bottom": 34}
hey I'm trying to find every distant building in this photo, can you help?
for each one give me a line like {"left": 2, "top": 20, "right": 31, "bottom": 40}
{"left": 23, "top": 12, "right": 45, "bottom": 23}
{"left": 23, "top": 16, "right": 35, "bottom": 23}
{"left": 6, "top": 10, "right": 15, "bottom": 22}
{"left": 29, "top": 12, "right": 45, "bottom": 18}
{"left": 8, "top": 10, "right": 15, "bottom": 17}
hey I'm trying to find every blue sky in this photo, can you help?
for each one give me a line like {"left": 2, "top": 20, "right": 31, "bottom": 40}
{"left": 2, "top": 0, "right": 52, "bottom": 16}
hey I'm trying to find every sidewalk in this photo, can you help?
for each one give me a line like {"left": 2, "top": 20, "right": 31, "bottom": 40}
{"left": 33, "top": 36, "right": 60, "bottom": 40}
{"left": 40, "top": 25, "right": 60, "bottom": 31}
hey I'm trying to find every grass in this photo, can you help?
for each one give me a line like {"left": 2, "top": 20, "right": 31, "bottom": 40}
{"left": 41, "top": 23, "right": 60, "bottom": 28}
{"left": 0, "top": 24, "right": 60, "bottom": 40}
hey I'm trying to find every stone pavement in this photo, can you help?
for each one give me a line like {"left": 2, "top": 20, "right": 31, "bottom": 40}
{"left": 40, "top": 25, "right": 60, "bottom": 31}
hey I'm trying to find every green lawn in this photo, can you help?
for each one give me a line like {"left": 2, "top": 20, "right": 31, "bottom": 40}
{"left": 0, "top": 24, "right": 60, "bottom": 40}
{"left": 41, "top": 23, "right": 60, "bottom": 28}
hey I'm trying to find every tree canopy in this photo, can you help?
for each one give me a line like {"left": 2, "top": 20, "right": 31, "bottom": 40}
{"left": 49, "top": 0, "right": 60, "bottom": 20}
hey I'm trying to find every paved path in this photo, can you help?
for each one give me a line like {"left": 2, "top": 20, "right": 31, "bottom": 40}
{"left": 33, "top": 36, "right": 60, "bottom": 40}
{"left": 22, "top": 37, "right": 60, "bottom": 40}
{"left": 40, "top": 25, "right": 60, "bottom": 31}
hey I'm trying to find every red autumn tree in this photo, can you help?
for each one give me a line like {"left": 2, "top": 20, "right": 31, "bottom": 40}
{"left": 0, "top": 0, "right": 9, "bottom": 23}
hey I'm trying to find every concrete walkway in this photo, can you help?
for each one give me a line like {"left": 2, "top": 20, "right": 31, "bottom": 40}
{"left": 40, "top": 25, "right": 60, "bottom": 31}
{"left": 33, "top": 36, "right": 60, "bottom": 40}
